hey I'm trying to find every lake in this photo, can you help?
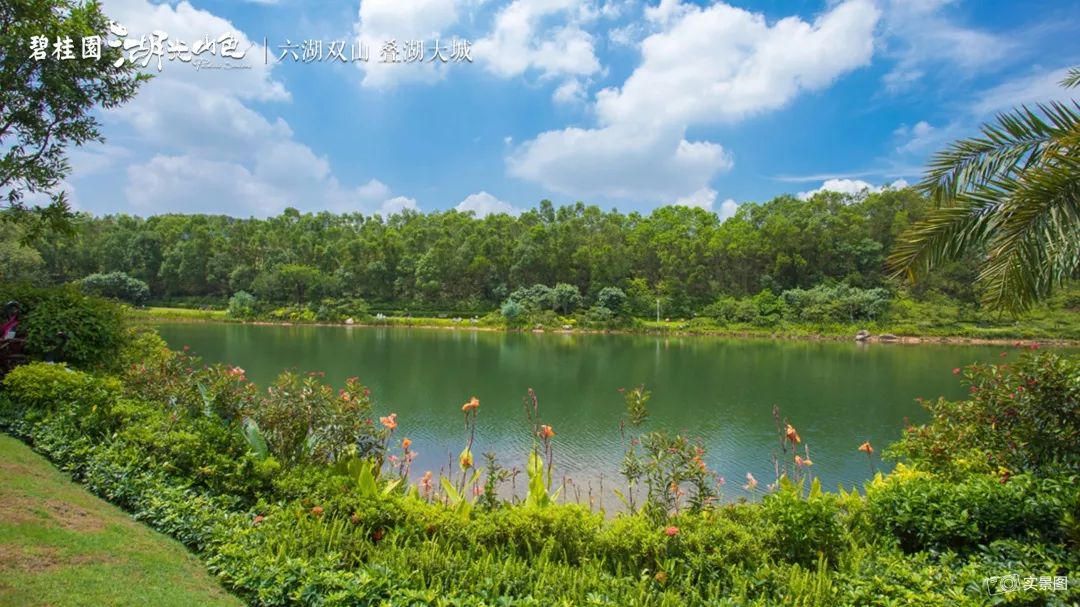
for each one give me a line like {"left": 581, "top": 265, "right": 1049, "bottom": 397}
{"left": 156, "top": 323, "right": 1025, "bottom": 505}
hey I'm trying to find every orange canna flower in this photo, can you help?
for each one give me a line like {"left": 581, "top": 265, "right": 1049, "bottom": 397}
{"left": 858, "top": 441, "right": 874, "bottom": 455}
{"left": 538, "top": 424, "right": 555, "bottom": 440}
{"left": 664, "top": 526, "right": 679, "bottom": 537}
{"left": 253, "top": 514, "right": 265, "bottom": 526}
{"left": 402, "top": 437, "right": 412, "bottom": 451}
{"left": 785, "top": 424, "right": 801, "bottom": 445}
{"left": 795, "top": 455, "right": 813, "bottom": 467}
{"left": 310, "top": 505, "right": 323, "bottom": 516}
{"left": 461, "top": 396, "right": 480, "bottom": 413}
{"left": 379, "top": 413, "right": 398, "bottom": 430}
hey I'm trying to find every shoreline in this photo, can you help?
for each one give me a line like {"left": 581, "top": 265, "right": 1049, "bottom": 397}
{"left": 129, "top": 312, "right": 1080, "bottom": 347}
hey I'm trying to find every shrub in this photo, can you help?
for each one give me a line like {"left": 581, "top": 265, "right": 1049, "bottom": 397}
{"left": 227, "top": 290, "right": 257, "bottom": 319}
{"left": 507, "top": 284, "right": 555, "bottom": 312}
{"left": 248, "top": 372, "right": 383, "bottom": 465}
{"left": 866, "top": 472, "right": 1070, "bottom": 553}
{"left": 596, "top": 286, "right": 627, "bottom": 314}
{"left": 760, "top": 478, "right": 846, "bottom": 566}
{"left": 1, "top": 362, "right": 122, "bottom": 431}
{"left": 0, "top": 284, "right": 127, "bottom": 369}
{"left": 551, "top": 283, "right": 583, "bottom": 315}
{"left": 77, "top": 271, "right": 150, "bottom": 305}
{"left": 313, "top": 297, "right": 369, "bottom": 322}
{"left": 780, "top": 284, "right": 890, "bottom": 324}
{"left": 890, "top": 352, "right": 1080, "bottom": 476}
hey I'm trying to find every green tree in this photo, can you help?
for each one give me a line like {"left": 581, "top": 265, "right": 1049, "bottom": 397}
{"left": 889, "top": 67, "right": 1080, "bottom": 314}
{"left": 77, "top": 271, "right": 149, "bottom": 304}
{"left": 551, "top": 282, "right": 582, "bottom": 315}
{"left": 1, "top": 0, "right": 146, "bottom": 240}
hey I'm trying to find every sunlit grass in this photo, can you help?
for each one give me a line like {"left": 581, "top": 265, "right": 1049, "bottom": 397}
{"left": 0, "top": 434, "right": 241, "bottom": 607}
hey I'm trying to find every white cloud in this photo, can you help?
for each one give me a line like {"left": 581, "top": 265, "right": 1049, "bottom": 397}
{"left": 893, "top": 120, "right": 938, "bottom": 154}
{"left": 671, "top": 188, "right": 740, "bottom": 221}
{"left": 379, "top": 196, "right": 420, "bottom": 215}
{"left": 596, "top": 0, "right": 879, "bottom": 128}
{"left": 455, "top": 191, "right": 520, "bottom": 216}
{"left": 353, "top": 0, "right": 461, "bottom": 89}
{"left": 552, "top": 79, "right": 586, "bottom": 105}
{"left": 644, "top": 0, "right": 691, "bottom": 25}
{"left": 717, "top": 197, "right": 739, "bottom": 221}
{"left": 125, "top": 154, "right": 401, "bottom": 216}
{"left": 509, "top": 123, "right": 732, "bottom": 201}
{"left": 673, "top": 187, "right": 716, "bottom": 209}
{"left": 474, "top": 0, "right": 602, "bottom": 80}
{"left": 62, "top": 0, "right": 412, "bottom": 216}
{"left": 970, "top": 66, "right": 1077, "bottom": 116}
{"left": 880, "top": 0, "right": 1011, "bottom": 92}
{"left": 511, "top": 0, "right": 878, "bottom": 202}
{"left": 607, "top": 23, "right": 641, "bottom": 47}
{"left": 797, "top": 178, "right": 909, "bottom": 200}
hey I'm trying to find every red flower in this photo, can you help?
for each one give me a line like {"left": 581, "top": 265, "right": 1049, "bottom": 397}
{"left": 858, "top": 441, "right": 874, "bottom": 456}
{"left": 538, "top": 424, "right": 555, "bottom": 440}
{"left": 310, "top": 506, "right": 324, "bottom": 516}
{"left": 461, "top": 396, "right": 480, "bottom": 413}
{"left": 664, "top": 526, "right": 679, "bottom": 537}
{"left": 952, "top": 367, "right": 961, "bottom": 375}
{"left": 402, "top": 437, "right": 412, "bottom": 451}
{"left": 372, "top": 528, "right": 384, "bottom": 542}
{"left": 253, "top": 515, "right": 265, "bottom": 526}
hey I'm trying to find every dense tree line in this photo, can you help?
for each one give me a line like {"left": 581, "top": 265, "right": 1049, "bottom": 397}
{"left": 2, "top": 188, "right": 983, "bottom": 316}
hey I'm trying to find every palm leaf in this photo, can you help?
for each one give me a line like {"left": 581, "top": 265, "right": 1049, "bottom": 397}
{"left": 890, "top": 78, "right": 1080, "bottom": 313}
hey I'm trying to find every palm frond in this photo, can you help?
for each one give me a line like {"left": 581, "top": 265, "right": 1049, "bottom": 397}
{"left": 918, "top": 101, "right": 1080, "bottom": 205}
{"left": 885, "top": 196, "right": 999, "bottom": 279}
{"left": 891, "top": 85, "right": 1080, "bottom": 314}
{"left": 1062, "top": 67, "right": 1080, "bottom": 89}
{"left": 977, "top": 154, "right": 1080, "bottom": 313}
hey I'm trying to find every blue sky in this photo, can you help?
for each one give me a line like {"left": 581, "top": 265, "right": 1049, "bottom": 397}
{"left": 57, "top": 0, "right": 1080, "bottom": 219}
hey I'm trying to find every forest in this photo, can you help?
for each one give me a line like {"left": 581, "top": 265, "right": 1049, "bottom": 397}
{"left": 3, "top": 187, "right": 982, "bottom": 317}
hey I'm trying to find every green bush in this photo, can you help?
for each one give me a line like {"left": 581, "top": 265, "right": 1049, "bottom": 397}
{"left": 866, "top": 471, "right": 1071, "bottom": 553}
{"left": 760, "top": 478, "right": 846, "bottom": 566}
{"left": 780, "top": 284, "right": 890, "bottom": 324}
{"left": 552, "top": 283, "right": 583, "bottom": 315}
{"left": 248, "top": 372, "right": 383, "bottom": 465}
{"left": 891, "top": 352, "right": 1080, "bottom": 476}
{"left": 1, "top": 362, "right": 122, "bottom": 433}
{"left": 227, "top": 290, "right": 257, "bottom": 320}
{"left": 596, "top": 286, "right": 627, "bottom": 314}
{"left": 77, "top": 271, "right": 150, "bottom": 305}
{"left": 0, "top": 284, "right": 127, "bottom": 369}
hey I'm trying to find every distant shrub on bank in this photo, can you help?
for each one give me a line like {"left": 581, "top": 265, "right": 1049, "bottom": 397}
{"left": 77, "top": 272, "right": 150, "bottom": 305}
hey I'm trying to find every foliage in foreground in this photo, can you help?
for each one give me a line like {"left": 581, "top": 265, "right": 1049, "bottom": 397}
{"left": 0, "top": 283, "right": 128, "bottom": 368}
{"left": 1, "top": 332, "right": 1077, "bottom": 605}
{"left": 889, "top": 67, "right": 1080, "bottom": 313}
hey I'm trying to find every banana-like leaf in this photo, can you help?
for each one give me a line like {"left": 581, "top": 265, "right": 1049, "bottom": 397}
{"left": 240, "top": 417, "right": 269, "bottom": 460}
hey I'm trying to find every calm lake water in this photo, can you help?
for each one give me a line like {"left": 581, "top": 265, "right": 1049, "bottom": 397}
{"left": 156, "top": 323, "right": 1033, "bottom": 503}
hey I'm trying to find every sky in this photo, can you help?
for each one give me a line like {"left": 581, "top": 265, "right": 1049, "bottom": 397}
{"left": 46, "top": 0, "right": 1080, "bottom": 220}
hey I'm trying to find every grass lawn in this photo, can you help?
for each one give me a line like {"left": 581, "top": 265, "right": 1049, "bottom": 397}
{"left": 0, "top": 433, "right": 242, "bottom": 607}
